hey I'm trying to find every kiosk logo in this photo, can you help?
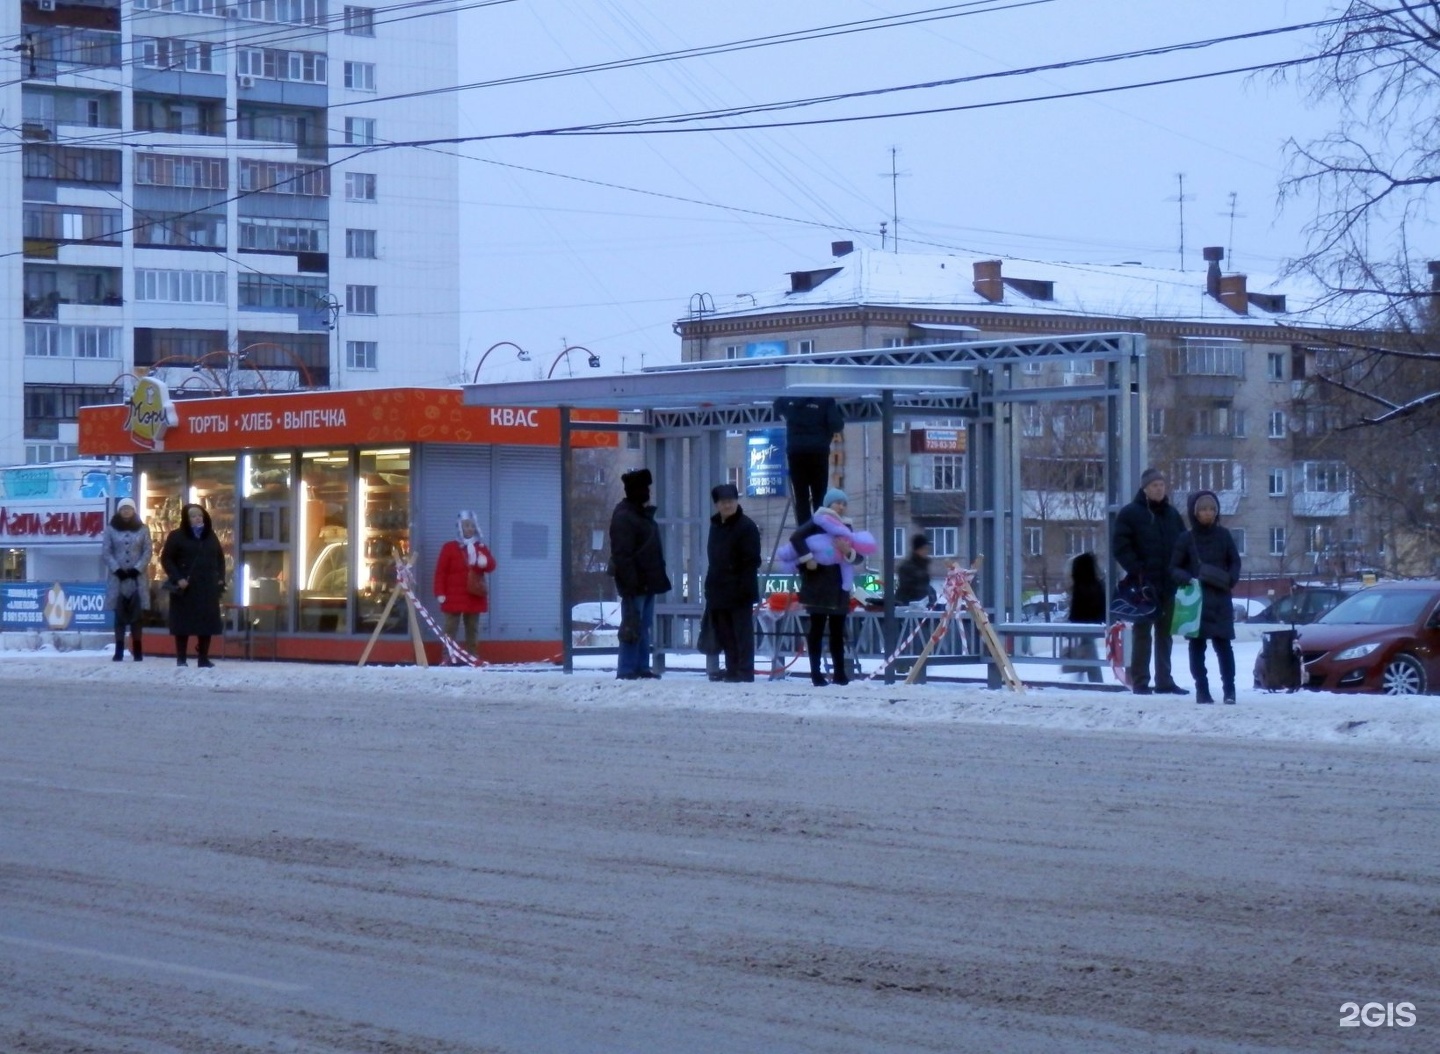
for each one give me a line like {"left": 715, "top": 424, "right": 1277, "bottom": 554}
{"left": 43, "top": 583, "right": 70, "bottom": 630}
{"left": 126, "top": 377, "right": 179, "bottom": 451}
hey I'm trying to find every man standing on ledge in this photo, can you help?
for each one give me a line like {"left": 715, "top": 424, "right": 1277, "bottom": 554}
{"left": 1113, "top": 467, "right": 1189, "bottom": 696}
{"left": 773, "top": 395, "right": 844, "bottom": 521}
{"left": 609, "top": 467, "right": 672, "bottom": 680}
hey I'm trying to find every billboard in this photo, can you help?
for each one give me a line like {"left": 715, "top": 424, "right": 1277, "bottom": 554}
{"left": 1, "top": 583, "right": 110, "bottom": 630}
{"left": 746, "top": 430, "right": 787, "bottom": 498}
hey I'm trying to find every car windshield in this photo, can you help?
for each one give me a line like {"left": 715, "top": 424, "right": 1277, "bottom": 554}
{"left": 1316, "top": 588, "right": 1433, "bottom": 626}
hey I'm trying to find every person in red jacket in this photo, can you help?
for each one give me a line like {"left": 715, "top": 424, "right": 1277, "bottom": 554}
{"left": 433, "top": 509, "right": 495, "bottom": 661}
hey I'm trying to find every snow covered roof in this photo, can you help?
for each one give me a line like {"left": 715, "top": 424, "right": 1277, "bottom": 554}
{"left": 696, "top": 248, "right": 1364, "bottom": 332}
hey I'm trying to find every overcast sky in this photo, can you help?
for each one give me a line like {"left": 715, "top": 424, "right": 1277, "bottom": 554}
{"left": 446, "top": 0, "right": 1341, "bottom": 383}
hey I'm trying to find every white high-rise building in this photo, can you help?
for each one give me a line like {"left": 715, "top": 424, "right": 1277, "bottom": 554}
{"left": 1, "top": 0, "right": 460, "bottom": 465}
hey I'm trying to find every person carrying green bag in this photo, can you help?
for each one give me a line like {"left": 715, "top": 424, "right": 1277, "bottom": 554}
{"left": 1171, "top": 490, "right": 1242, "bottom": 704}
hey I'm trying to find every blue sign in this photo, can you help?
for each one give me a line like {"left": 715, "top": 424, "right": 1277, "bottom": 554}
{"left": 745, "top": 341, "right": 787, "bottom": 358}
{"left": 746, "top": 429, "right": 787, "bottom": 498}
{"left": 0, "top": 583, "right": 110, "bottom": 630}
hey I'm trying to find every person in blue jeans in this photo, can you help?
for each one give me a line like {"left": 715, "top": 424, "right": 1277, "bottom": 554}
{"left": 608, "top": 468, "right": 672, "bottom": 679}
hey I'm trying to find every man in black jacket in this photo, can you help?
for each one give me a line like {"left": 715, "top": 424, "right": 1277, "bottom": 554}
{"left": 608, "top": 468, "right": 672, "bottom": 679}
{"left": 703, "top": 483, "right": 762, "bottom": 682}
{"left": 1112, "top": 467, "right": 1189, "bottom": 695}
{"left": 774, "top": 396, "right": 844, "bottom": 520}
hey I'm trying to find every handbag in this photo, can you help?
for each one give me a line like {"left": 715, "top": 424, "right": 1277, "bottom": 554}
{"left": 1109, "top": 573, "right": 1157, "bottom": 622}
{"left": 466, "top": 566, "right": 488, "bottom": 598}
{"left": 1171, "top": 579, "right": 1203, "bottom": 638}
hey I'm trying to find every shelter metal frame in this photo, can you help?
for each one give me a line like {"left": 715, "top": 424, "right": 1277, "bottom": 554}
{"left": 462, "top": 333, "right": 1147, "bottom": 681}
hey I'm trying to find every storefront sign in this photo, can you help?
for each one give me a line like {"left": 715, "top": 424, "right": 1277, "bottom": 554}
{"left": 0, "top": 582, "right": 109, "bottom": 630}
{"left": 910, "top": 428, "right": 967, "bottom": 454}
{"left": 0, "top": 465, "right": 131, "bottom": 501}
{"left": 125, "top": 376, "right": 179, "bottom": 451}
{"left": 80, "top": 388, "right": 617, "bottom": 455}
{"left": 746, "top": 429, "right": 786, "bottom": 497}
{"left": 0, "top": 507, "right": 106, "bottom": 541}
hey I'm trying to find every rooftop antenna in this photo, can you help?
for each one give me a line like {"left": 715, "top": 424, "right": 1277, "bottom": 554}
{"left": 880, "top": 147, "right": 909, "bottom": 253}
{"left": 879, "top": 220, "right": 888, "bottom": 250}
{"left": 1222, "top": 191, "right": 1246, "bottom": 271}
{"left": 1168, "top": 173, "right": 1194, "bottom": 271}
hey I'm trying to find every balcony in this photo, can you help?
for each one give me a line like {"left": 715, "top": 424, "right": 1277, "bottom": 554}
{"left": 1292, "top": 490, "right": 1352, "bottom": 518}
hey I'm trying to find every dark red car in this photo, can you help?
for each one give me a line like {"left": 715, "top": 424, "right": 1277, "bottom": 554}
{"left": 1297, "top": 581, "right": 1440, "bottom": 695}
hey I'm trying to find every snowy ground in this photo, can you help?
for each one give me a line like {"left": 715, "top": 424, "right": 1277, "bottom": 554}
{"left": 2, "top": 647, "right": 1438, "bottom": 1052}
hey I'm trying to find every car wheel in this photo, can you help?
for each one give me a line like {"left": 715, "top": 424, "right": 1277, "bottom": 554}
{"left": 1380, "top": 653, "right": 1427, "bottom": 695}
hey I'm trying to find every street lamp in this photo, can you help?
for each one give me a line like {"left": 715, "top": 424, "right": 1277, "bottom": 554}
{"left": 471, "top": 341, "right": 532, "bottom": 384}
{"left": 547, "top": 345, "right": 602, "bottom": 379}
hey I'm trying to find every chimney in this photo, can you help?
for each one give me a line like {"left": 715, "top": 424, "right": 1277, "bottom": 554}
{"left": 973, "top": 259, "right": 1004, "bottom": 303}
{"left": 1203, "top": 246, "right": 1224, "bottom": 298}
{"left": 1218, "top": 274, "right": 1249, "bottom": 315}
{"left": 831, "top": 240, "right": 854, "bottom": 258}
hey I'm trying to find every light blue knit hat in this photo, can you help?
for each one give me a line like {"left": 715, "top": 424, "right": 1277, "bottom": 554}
{"left": 822, "top": 487, "right": 848, "bottom": 507}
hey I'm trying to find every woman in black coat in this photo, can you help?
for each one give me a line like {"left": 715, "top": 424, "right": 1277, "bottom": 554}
{"left": 160, "top": 503, "right": 227, "bottom": 667}
{"left": 1171, "top": 489, "right": 1242, "bottom": 704}
{"left": 1065, "top": 551, "right": 1105, "bottom": 683}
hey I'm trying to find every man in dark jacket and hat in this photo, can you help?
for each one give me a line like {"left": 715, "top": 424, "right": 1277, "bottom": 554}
{"left": 1112, "top": 467, "right": 1189, "bottom": 695}
{"left": 703, "top": 483, "right": 762, "bottom": 682}
{"left": 608, "top": 467, "right": 672, "bottom": 679}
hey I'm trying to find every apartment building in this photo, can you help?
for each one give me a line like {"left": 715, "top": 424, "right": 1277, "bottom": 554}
{"left": 675, "top": 243, "right": 1404, "bottom": 589}
{"left": 2, "top": 0, "right": 460, "bottom": 466}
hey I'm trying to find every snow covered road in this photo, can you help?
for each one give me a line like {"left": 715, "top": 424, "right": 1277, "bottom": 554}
{"left": 2, "top": 658, "right": 1437, "bottom": 1052}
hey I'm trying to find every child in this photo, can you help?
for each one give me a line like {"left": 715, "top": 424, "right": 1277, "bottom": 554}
{"left": 1171, "top": 490, "right": 1242, "bottom": 704}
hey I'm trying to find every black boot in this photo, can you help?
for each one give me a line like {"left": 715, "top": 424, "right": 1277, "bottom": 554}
{"left": 809, "top": 659, "right": 828, "bottom": 687}
{"left": 176, "top": 633, "right": 189, "bottom": 666}
{"left": 196, "top": 635, "right": 215, "bottom": 669}
{"left": 113, "top": 626, "right": 125, "bottom": 662}
{"left": 131, "top": 627, "right": 143, "bottom": 662}
{"left": 1195, "top": 678, "right": 1214, "bottom": 704}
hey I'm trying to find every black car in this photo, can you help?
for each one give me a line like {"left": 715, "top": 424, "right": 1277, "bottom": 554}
{"left": 1252, "top": 586, "right": 1353, "bottom": 626}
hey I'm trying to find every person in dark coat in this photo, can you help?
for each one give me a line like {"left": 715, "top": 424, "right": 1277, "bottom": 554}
{"left": 102, "top": 497, "right": 151, "bottom": 662}
{"left": 773, "top": 396, "right": 844, "bottom": 520}
{"left": 160, "top": 503, "right": 226, "bottom": 667}
{"left": 1172, "top": 489, "right": 1242, "bottom": 704}
{"left": 791, "top": 488, "right": 863, "bottom": 686}
{"left": 608, "top": 468, "right": 672, "bottom": 680}
{"left": 1112, "top": 467, "right": 1189, "bottom": 696}
{"left": 702, "top": 483, "right": 762, "bottom": 683}
{"left": 895, "top": 533, "right": 935, "bottom": 607}
{"left": 1064, "top": 551, "right": 1105, "bottom": 683}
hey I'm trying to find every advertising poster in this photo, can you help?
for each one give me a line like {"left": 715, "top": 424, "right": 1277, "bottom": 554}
{"left": 745, "top": 429, "right": 787, "bottom": 498}
{"left": 744, "top": 341, "right": 788, "bottom": 358}
{"left": 0, "top": 583, "right": 110, "bottom": 630}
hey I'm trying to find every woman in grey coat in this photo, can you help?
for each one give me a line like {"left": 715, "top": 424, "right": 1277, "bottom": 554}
{"left": 101, "top": 497, "right": 151, "bottom": 661}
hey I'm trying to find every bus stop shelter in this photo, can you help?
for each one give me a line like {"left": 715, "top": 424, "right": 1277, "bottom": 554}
{"left": 461, "top": 333, "right": 1147, "bottom": 682}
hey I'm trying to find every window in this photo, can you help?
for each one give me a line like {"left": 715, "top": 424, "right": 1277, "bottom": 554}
{"left": 1268, "top": 410, "right": 1286, "bottom": 438}
{"left": 925, "top": 527, "right": 958, "bottom": 558}
{"left": 236, "top": 47, "right": 327, "bottom": 84}
{"left": 24, "top": 385, "right": 114, "bottom": 439}
{"left": 1021, "top": 360, "right": 1043, "bottom": 375}
{"left": 881, "top": 337, "right": 905, "bottom": 348}
{"left": 1231, "top": 528, "right": 1246, "bottom": 557}
{"left": 1064, "top": 527, "right": 1098, "bottom": 559}
{"left": 24, "top": 204, "right": 123, "bottom": 245}
{"left": 926, "top": 454, "right": 964, "bottom": 492}
{"left": 795, "top": 339, "right": 814, "bottom": 355}
{"left": 1233, "top": 409, "right": 1247, "bottom": 438}
{"left": 1170, "top": 338, "right": 1245, "bottom": 378}
{"left": 344, "top": 118, "right": 377, "bottom": 146}
{"left": 1267, "top": 351, "right": 1285, "bottom": 381}
{"left": 1299, "top": 461, "right": 1351, "bottom": 493}
{"left": 137, "top": 38, "right": 217, "bottom": 73}
{"left": 891, "top": 463, "right": 907, "bottom": 494}
{"left": 24, "top": 324, "right": 120, "bottom": 359}
{"left": 238, "top": 158, "right": 329, "bottom": 196}
{"left": 346, "top": 340, "right": 377, "bottom": 370}
{"left": 1021, "top": 404, "right": 1044, "bottom": 437}
{"left": 344, "top": 171, "right": 376, "bottom": 201}
{"left": 344, "top": 5, "right": 374, "bottom": 35}
{"left": 1024, "top": 526, "right": 1043, "bottom": 557}
{"left": 23, "top": 144, "right": 122, "bottom": 186}
{"left": 1268, "top": 469, "right": 1286, "bottom": 497}
{"left": 1269, "top": 527, "right": 1287, "bottom": 557}
{"left": 135, "top": 269, "right": 227, "bottom": 304}
{"left": 345, "top": 228, "right": 377, "bottom": 259}
{"left": 344, "top": 61, "right": 375, "bottom": 90}
{"left": 893, "top": 528, "right": 908, "bottom": 559}
{"left": 723, "top": 344, "right": 742, "bottom": 360}
{"left": 238, "top": 217, "right": 327, "bottom": 253}
{"left": 136, "top": 153, "right": 228, "bottom": 189}
{"left": 232, "top": 0, "right": 328, "bottom": 25}
{"left": 1170, "top": 459, "right": 1242, "bottom": 494}
{"left": 1148, "top": 408, "right": 1166, "bottom": 436}
{"left": 238, "top": 273, "right": 329, "bottom": 310}
{"left": 346, "top": 284, "right": 377, "bottom": 315}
